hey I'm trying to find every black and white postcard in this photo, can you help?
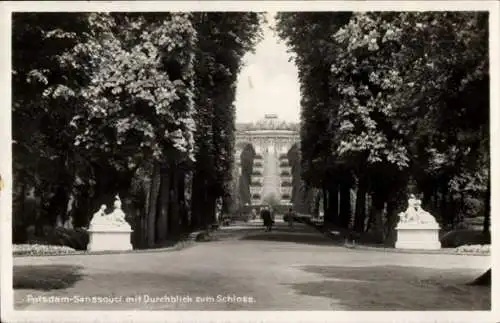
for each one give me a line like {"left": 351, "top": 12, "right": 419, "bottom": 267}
{"left": 1, "top": 1, "right": 498, "bottom": 322}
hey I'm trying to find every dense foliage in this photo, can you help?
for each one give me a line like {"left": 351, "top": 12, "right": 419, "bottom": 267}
{"left": 190, "top": 13, "right": 264, "bottom": 229}
{"left": 12, "top": 12, "right": 263, "bottom": 247}
{"left": 276, "top": 12, "right": 489, "bottom": 242}
{"left": 12, "top": 11, "right": 490, "bottom": 249}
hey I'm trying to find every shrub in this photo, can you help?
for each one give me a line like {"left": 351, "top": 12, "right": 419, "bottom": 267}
{"left": 440, "top": 229, "right": 490, "bottom": 248}
{"left": 195, "top": 231, "right": 213, "bottom": 242}
{"left": 281, "top": 181, "right": 292, "bottom": 186}
{"left": 280, "top": 171, "right": 291, "bottom": 176}
{"left": 463, "top": 197, "right": 484, "bottom": 217}
{"left": 12, "top": 224, "right": 27, "bottom": 244}
{"left": 45, "top": 227, "right": 90, "bottom": 250}
{"left": 252, "top": 194, "right": 261, "bottom": 199}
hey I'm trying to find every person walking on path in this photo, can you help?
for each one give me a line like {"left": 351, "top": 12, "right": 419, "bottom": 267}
{"left": 251, "top": 208, "right": 257, "bottom": 220}
{"left": 261, "top": 206, "right": 273, "bottom": 232}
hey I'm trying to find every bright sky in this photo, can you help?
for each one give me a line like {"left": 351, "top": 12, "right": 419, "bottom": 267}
{"left": 234, "top": 13, "right": 301, "bottom": 124}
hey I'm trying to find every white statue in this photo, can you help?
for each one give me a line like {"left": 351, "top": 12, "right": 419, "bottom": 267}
{"left": 413, "top": 199, "right": 437, "bottom": 224}
{"left": 108, "top": 195, "right": 130, "bottom": 228}
{"left": 89, "top": 204, "right": 108, "bottom": 227}
{"left": 398, "top": 194, "right": 437, "bottom": 225}
{"left": 88, "top": 195, "right": 130, "bottom": 230}
{"left": 87, "top": 196, "right": 133, "bottom": 252}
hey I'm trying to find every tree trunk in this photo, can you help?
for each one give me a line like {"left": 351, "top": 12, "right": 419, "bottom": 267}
{"left": 422, "top": 184, "right": 433, "bottom": 211}
{"left": 139, "top": 174, "right": 150, "bottom": 248}
{"left": 326, "top": 183, "right": 338, "bottom": 226}
{"left": 46, "top": 184, "right": 71, "bottom": 227}
{"left": 147, "top": 163, "right": 161, "bottom": 247}
{"left": 168, "top": 165, "right": 181, "bottom": 237}
{"left": 17, "top": 182, "right": 27, "bottom": 225}
{"left": 339, "top": 180, "right": 352, "bottom": 229}
{"left": 209, "top": 195, "right": 217, "bottom": 225}
{"left": 156, "top": 165, "right": 170, "bottom": 242}
{"left": 190, "top": 170, "right": 204, "bottom": 230}
{"left": 92, "top": 169, "right": 117, "bottom": 211}
{"left": 179, "top": 170, "right": 189, "bottom": 232}
{"left": 483, "top": 186, "right": 490, "bottom": 237}
{"left": 432, "top": 185, "right": 439, "bottom": 211}
{"left": 449, "top": 194, "right": 457, "bottom": 229}
{"left": 440, "top": 179, "right": 450, "bottom": 227}
{"left": 385, "top": 195, "right": 403, "bottom": 245}
{"left": 354, "top": 176, "right": 367, "bottom": 233}
{"left": 369, "top": 192, "right": 385, "bottom": 243}
{"left": 322, "top": 185, "right": 328, "bottom": 222}
{"left": 72, "top": 183, "right": 92, "bottom": 228}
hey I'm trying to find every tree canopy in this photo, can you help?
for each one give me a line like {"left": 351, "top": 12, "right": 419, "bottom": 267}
{"left": 12, "top": 12, "right": 263, "bottom": 246}
{"left": 276, "top": 12, "right": 489, "bottom": 240}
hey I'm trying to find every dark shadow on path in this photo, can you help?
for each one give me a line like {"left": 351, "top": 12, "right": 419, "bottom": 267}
{"left": 287, "top": 265, "right": 490, "bottom": 310}
{"left": 239, "top": 229, "right": 337, "bottom": 246}
{"left": 14, "top": 265, "right": 84, "bottom": 291}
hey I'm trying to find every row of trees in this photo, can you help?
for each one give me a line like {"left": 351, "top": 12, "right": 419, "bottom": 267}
{"left": 13, "top": 12, "right": 264, "bottom": 247}
{"left": 276, "top": 12, "right": 489, "bottom": 243}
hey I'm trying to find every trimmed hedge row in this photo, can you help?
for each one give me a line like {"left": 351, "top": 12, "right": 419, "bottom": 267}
{"left": 440, "top": 229, "right": 491, "bottom": 248}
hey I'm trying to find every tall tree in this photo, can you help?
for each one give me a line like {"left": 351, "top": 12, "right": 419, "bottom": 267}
{"left": 277, "top": 12, "right": 489, "bottom": 242}
{"left": 190, "top": 12, "right": 263, "bottom": 229}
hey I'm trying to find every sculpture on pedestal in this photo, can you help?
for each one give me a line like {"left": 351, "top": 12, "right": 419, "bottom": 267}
{"left": 88, "top": 196, "right": 131, "bottom": 230}
{"left": 397, "top": 194, "right": 438, "bottom": 225}
{"left": 87, "top": 195, "right": 133, "bottom": 252}
{"left": 89, "top": 205, "right": 108, "bottom": 227}
{"left": 109, "top": 195, "right": 130, "bottom": 227}
{"left": 395, "top": 194, "right": 441, "bottom": 250}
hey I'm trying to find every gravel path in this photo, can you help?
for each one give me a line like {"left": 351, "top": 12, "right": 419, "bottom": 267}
{"left": 13, "top": 223, "right": 490, "bottom": 311}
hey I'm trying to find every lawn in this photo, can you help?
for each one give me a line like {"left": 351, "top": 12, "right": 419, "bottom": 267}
{"left": 290, "top": 265, "right": 490, "bottom": 310}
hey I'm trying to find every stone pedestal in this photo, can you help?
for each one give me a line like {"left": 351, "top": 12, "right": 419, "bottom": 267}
{"left": 87, "top": 226, "right": 133, "bottom": 252}
{"left": 395, "top": 222, "right": 441, "bottom": 250}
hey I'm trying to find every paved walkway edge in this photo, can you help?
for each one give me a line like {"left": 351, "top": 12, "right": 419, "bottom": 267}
{"left": 13, "top": 240, "right": 196, "bottom": 258}
{"left": 299, "top": 219, "right": 490, "bottom": 257}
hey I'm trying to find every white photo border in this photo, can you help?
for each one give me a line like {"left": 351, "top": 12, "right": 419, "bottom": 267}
{"left": 1, "top": 1, "right": 498, "bottom": 322}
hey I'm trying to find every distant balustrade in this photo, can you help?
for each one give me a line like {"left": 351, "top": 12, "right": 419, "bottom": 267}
{"left": 250, "top": 186, "right": 262, "bottom": 193}
{"left": 253, "top": 166, "right": 264, "bottom": 172}
{"left": 281, "top": 193, "right": 291, "bottom": 200}
{"left": 280, "top": 186, "right": 292, "bottom": 193}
